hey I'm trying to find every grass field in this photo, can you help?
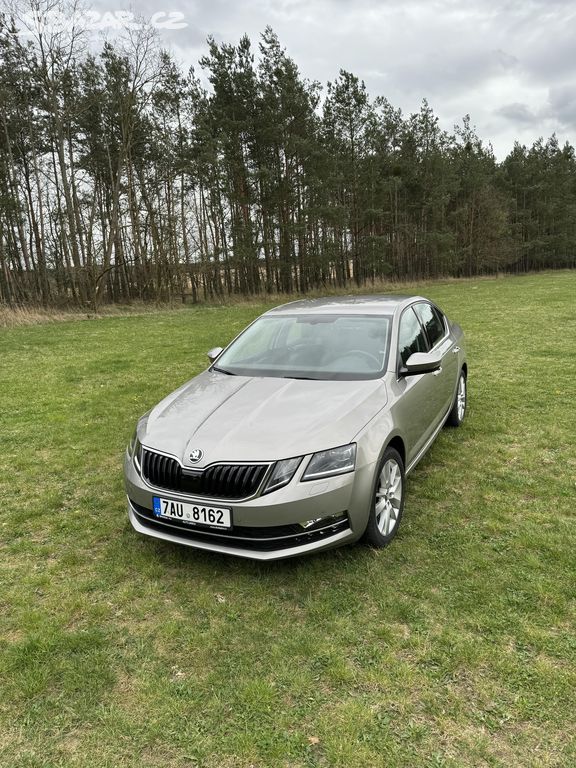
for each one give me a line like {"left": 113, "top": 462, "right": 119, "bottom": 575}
{"left": 1, "top": 272, "right": 575, "bottom": 768}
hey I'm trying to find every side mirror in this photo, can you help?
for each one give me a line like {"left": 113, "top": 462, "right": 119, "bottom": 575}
{"left": 207, "top": 346, "right": 223, "bottom": 363}
{"left": 402, "top": 351, "right": 442, "bottom": 376}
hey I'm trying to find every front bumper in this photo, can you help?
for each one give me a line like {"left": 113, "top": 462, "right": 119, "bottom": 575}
{"left": 124, "top": 450, "right": 375, "bottom": 560}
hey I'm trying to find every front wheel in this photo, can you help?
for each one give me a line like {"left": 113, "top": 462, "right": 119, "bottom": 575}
{"left": 362, "top": 447, "right": 405, "bottom": 548}
{"left": 446, "top": 370, "right": 467, "bottom": 427}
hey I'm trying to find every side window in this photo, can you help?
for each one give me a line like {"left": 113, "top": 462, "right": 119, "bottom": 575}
{"left": 414, "top": 303, "right": 446, "bottom": 347}
{"left": 398, "top": 307, "right": 429, "bottom": 367}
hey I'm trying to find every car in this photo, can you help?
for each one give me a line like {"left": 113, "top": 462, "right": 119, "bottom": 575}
{"left": 124, "top": 295, "right": 467, "bottom": 560}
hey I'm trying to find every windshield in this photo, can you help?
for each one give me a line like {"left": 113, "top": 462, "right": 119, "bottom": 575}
{"left": 214, "top": 314, "right": 392, "bottom": 380}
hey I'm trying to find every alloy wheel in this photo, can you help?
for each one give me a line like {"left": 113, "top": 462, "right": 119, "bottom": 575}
{"left": 375, "top": 458, "right": 403, "bottom": 536}
{"left": 457, "top": 374, "right": 466, "bottom": 422}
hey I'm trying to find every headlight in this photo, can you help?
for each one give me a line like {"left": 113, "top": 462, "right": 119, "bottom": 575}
{"left": 302, "top": 444, "right": 356, "bottom": 481}
{"left": 262, "top": 456, "right": 303, "bottom": 495}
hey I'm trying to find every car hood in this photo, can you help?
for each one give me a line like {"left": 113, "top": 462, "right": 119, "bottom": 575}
{"left": 141, "top": 370, "right": 387, "bottom": 466}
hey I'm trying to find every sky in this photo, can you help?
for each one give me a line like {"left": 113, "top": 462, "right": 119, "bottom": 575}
{"left": 89, "top": 0, "right": 576, "bottom": 159}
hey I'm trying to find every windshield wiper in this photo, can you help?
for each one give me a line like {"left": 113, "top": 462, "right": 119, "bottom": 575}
{"left": 281, "top": 375, "right": 317, "bottom": 380}
{"left": 212, "top": 365, "right": 236, "bottom": 376}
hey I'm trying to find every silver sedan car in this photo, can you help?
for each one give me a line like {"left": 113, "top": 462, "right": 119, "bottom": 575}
{"left": 124, "top": 295, "right": 467, "bottom": 560}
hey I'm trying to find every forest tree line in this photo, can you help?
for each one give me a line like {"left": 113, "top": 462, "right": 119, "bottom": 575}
{"left": 1, "top": 9, "right": 576, "bottom": 308}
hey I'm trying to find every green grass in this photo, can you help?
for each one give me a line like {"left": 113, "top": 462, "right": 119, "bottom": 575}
{"left": 1, "top": 272, "right": 575, "bottom": 768}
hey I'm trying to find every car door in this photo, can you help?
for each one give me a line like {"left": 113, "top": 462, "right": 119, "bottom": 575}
{"left": 413, "top": 302, "right": 458, "bottom": 422}
{"left": 392, "top": 306, "right": 439, "bottom": 466}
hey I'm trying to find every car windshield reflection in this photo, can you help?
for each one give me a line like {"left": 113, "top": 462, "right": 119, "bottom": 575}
{"left": 214, "top": 314, "right": 393, "bottom": 380}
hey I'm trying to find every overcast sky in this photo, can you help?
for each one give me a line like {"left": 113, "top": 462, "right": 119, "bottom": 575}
{"left": 91, "top": 0, "right": 576, "bottom": 159}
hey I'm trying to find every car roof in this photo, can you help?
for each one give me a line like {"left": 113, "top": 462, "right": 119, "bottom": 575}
{"left": 266, "top": 294, "right": 426, "bottom": 316}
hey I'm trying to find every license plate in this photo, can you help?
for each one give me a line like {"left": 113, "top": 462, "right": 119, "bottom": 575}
{"left": 152, "top": 497, "right": 232, "bottom": 529}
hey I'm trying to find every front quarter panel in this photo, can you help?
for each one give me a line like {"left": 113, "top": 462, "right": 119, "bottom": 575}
{"left": 354, "top": 396, "right": 396, "bottom": 472}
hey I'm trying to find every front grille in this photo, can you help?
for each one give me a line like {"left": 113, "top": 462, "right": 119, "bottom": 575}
{"left": 142, "top": 450, "right": 181, "bottom": 489}
{"left": 131, "top": 500, "right": 350, "bottom": 552}
{"left": 141, "top": 448, "right": 268, "bottom": 500}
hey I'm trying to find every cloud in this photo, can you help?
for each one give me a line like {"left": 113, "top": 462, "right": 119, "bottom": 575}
{"left": 497, "top": 87, "right": 576, "bottom": 133}
{"left": 496, "top": 102, "right": 541, "bottom": 124}
{"left": 84, "top": 0, "right": 576, "bottom": 158}
{"left": 548, "top": 84, "right": 576, "bottom": 129}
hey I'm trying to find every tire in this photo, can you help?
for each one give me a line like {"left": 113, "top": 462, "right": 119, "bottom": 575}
{"left": 446, "top": 369, "right": 467, "bottom": 427}
{"left": 362, "top": 447, "right": 405, "bottom": 548}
